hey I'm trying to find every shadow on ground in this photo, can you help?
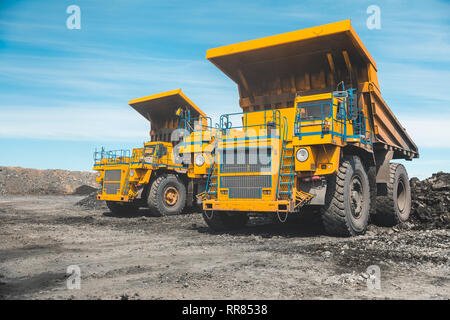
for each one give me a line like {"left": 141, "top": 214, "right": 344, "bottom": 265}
{"left": 192, "top": 212, "right": 327, "bottom": 238}
{"left": 0, "top": 271, "right": 67, "bottom": 299}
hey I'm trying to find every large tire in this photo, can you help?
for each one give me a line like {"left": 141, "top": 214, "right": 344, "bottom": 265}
{"left": 321, "top": 156, "right": 371, "bottom": 236}
{"left": 147, "top": 174, "right": 186, "bottom": 216}
{"left": 373, "top": 163, "right": 411, "bottom": 226}
{"left": 106, "top": 201, "right": 138, "bottom": 215}
{"left": 202, "top": 211, "right": 249, "bottom": 231}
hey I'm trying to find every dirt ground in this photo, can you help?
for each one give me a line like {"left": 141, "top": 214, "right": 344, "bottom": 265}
{"left": 0, "top": 195, "right": 448, "bottom": 300}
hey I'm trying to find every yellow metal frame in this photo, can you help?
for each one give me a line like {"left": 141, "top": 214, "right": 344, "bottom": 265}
{"left": 207, "top": 20, "right": 377, "bottom": 72}
{"left": 129, "top": 89, "right": 206, "bottom": 118}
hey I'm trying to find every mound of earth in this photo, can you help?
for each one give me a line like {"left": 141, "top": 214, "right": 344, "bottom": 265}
{"left": 0, "top": 166, "right": 96, "bottom": 195}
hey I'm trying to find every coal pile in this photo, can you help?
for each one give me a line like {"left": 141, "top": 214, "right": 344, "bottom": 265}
{"left": 410, "top": 172, "right": 450, "bottom": 229}
{"left": 73, "top": 185, "right": 97, "bottom": 195}
{"left": 75, "top": 192, "right": 107, "bottom": 210}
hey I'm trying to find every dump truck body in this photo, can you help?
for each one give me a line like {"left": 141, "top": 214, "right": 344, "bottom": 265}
{"left": 93, "top": 89, "right": 215, "bottom": 216}
{"left": 202, "top": 21, "right": 418, "bottom": 236}
{"left": 206, "top": 20, "right": 418, "bottom": 159}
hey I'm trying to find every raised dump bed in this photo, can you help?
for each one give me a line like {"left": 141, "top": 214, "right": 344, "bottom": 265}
{"left": 129, "top": 89, "right": 207, "bottom": 142}
{"left": 206, "top": 20, "right": 418, "bottom": 160}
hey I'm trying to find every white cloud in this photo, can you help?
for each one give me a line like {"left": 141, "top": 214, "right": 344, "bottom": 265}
{"left": 0, "top": 105, "right": 148, "bottom": 142}
{"left": 378, "top": 62, "right": 450, "bottom": 105}
{"left": 400, "top": 115, "right": 450, "bottom": 149}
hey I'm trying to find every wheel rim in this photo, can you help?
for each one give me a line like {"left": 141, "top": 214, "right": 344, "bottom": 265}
{"left": 350, "top": 175, "right": 364, "bottom": 219}
{"left": 397, "top": 179, "right": 406, "bottom": 213}
{"left": 164, "top": 186, "right": 179, "bottom": 206}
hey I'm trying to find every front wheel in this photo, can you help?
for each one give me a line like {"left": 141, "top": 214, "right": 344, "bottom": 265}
{"left": 147, "top": 174, "right": 186, "bottom": 216}
{"left": 321, "top": 156, "right": 371, "bottom": 236}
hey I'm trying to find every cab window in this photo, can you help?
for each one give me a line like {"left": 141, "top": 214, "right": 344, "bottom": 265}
{"left": 144, "top": 146, "right": 155, "bottom": 156}
{"left": 157, "top": 145, "right": 167, "bottom": 157}
{"left": 298, "top": 99, "right": 332, "bottom": 120}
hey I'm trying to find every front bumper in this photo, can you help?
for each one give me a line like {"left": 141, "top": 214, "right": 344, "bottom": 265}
{"left": 97, "top": 193, "right": 131, "bottom": 202}
{"left": 203, "top": 199, "right": 291, "bottom": 212}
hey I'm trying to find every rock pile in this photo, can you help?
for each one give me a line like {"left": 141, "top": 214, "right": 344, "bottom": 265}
{"left": 75, "top": 192, "right": 107, "bottom": 210}
{"left": 410, "top": 172, "right": 449, "bottom": 229}
{"left": 0, "top": 166, "right": 96, "bottom": 195}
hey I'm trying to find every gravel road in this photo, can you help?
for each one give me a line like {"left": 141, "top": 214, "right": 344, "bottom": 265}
{"left": 0, "top": 195, "right": 448, "bottom": 300}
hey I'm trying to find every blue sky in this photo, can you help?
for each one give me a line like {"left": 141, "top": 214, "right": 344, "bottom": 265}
{"left": 0, "top": 0, "right": 449, "bottom": 179}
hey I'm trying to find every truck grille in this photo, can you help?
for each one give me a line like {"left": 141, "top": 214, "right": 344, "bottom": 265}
{"left": 220, "top": 148, "right": 271, "bottom": 173}
{"left": 220, "top": 175, "right": 271, "bottom": 199}
{"left": 104, "top": 169, "right": 121, "bottom": 182}
{"left": 104, "top": 183, "right": 121, "bottom": 195}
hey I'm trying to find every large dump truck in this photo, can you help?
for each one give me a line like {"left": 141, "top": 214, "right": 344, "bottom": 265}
{"left": 93, "top": 89, "right": 215, "bottom": 216}
{"left": 201, "top": 20, "right": 419, "bottom": 236}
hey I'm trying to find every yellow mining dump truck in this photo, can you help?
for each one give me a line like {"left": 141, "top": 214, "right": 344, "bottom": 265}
{"left": 201, "top": 20, "right": 419, "bottom": 236}
{"left": 93, "top": 89, "right": 215, "bottom": 216}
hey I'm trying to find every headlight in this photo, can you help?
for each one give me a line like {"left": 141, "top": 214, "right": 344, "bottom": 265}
{"left": 296, "top": 148, "right": 309, "bottom": 162}
{"left": 195, "top": 154, "right": 205, "bottom": 167}
{"left": 129, "top": 169, "right": 134, "bottom": 177}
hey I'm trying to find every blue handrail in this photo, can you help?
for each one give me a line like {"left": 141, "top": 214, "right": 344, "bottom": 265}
{"left": 276, "top": 116, "right": 289, "bottom": 199}
{"left": 93, "top": 148, "right": 131, "bottom": 163}
{"left": 293, "top": 89, "right": 373, "bottom": 146}
{"left": 294, "top": 102, "right": 332, "bottom": 139}
{"left": 219, "top": 109, "right": 282, "bottom": 138}
{"left": 179, "top": 115, "right": 214, "bottom": 133}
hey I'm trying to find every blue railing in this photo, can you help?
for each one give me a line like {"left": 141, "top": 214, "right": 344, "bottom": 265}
{"left": 346, "top": 112, "right": 373, "bottom": 146}
{"left": 93, "top": 148, "right": 131, "bottom": 163}
{"left": 294, "top": 102, "right": 333, "bottom": 139}
{"left": 179, "top": 113, "right": 214, "bottom": 133}
{"left": 293, "top": 89, "right": 373, "bottom": 146}
{"left": 219, "top": 109, "right": 283, "bottom": 138}
{"left": 276, "top": 116, "right": 292, "bottom": 199}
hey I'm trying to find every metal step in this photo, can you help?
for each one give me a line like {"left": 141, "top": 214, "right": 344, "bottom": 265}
{"left": 294, "top": 190, "right": 315, "bottom": 209}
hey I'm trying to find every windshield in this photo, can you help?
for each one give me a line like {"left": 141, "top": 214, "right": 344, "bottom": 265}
{"left": 144, "top": 146, "right": 155, "bottom": 156}
{"left": 298, "top": 99, "right": 332, "bottom": 120}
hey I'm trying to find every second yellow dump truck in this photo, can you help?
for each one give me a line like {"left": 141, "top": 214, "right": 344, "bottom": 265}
{"left": 93, "top": 89, "right": 215, "bottom": 216}
{"left": 201, "top": 20, "right": 419, "bottom": 236}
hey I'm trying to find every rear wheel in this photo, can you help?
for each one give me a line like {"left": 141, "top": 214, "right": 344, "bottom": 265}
{"left": 106, "top": 201, "right": 138, "bottom": 215}
{"left": 148, "top": 174, "right": 186, "bottom": 216}
{"left": 321, "top": 156, "right": 370, "bottom": 236}
{"left": 202, "top": 211, "right": 249, "bottom": 231}
{"left": 373, "top": 163, "right": 411, "bottom": 226}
